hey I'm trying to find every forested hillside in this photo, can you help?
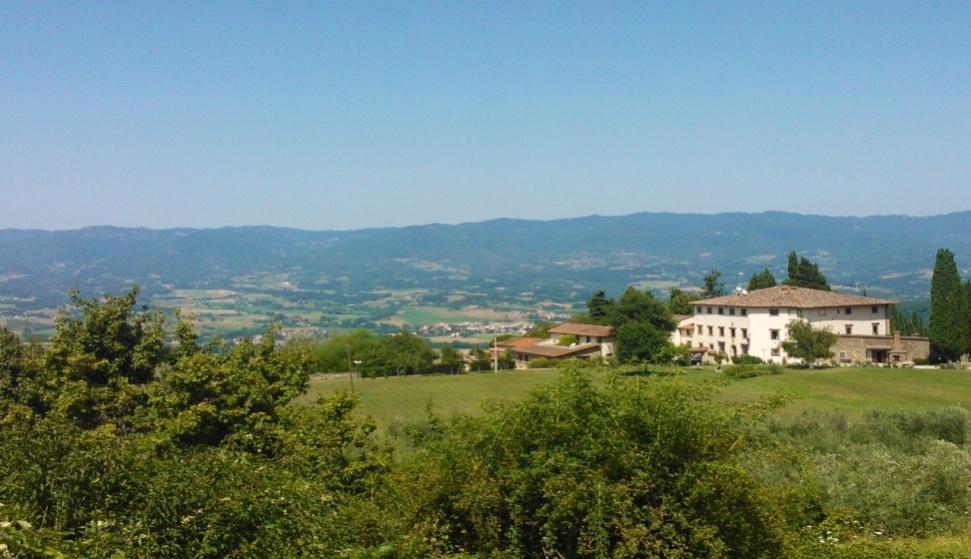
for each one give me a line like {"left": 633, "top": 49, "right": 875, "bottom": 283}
{"left": 2, "top": 212, "right": 970, "bottom": 310}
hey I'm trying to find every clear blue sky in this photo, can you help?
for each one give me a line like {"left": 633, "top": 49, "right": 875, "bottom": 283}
{"left": 2, "top": 2, "right": 969, "bottom": 230}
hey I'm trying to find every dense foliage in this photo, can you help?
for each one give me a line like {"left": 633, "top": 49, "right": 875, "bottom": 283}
{"left": 782, "top": 320, "right": 839, "bottom": 366}
{"left": 890, "top": 305, "right": 929, "bottom": 337}
{"left": 747, "top": 268, "right": 777, "bottom": 291}
{"left": 582, "top": 287, "right": 676, "bottom": 363}
{"left": 668, "top": 287, "right": 701, "bottom": 314}
{"left": 313, "top": 328, "right": 458, "bottom": 376}
{"left": 0, "top": 288, "right": 390, "bottom": 558}
{"left": 702, "top": 269, "right": 726, "bottom": 297}
{"left": 784, "top": 251, "right": 831, "bottom": 290}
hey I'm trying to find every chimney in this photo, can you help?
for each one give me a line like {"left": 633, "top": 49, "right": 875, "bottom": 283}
{"left": 893, "top": 330, "right": 902, "bottom": 352}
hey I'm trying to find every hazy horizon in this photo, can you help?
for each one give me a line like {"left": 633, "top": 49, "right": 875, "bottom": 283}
{"left": 3, "top": 207, "right": 971, "bottom": 234}
{"left": 3, "top": 3, "right": 970, "bottom": 230}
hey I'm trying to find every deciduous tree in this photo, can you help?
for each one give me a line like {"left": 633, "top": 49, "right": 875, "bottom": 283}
{"left": 782, "top": 320, "right": 837, "bottom": 366}
{"left": 702, "top": 269, "right": 725, "bottom": 298}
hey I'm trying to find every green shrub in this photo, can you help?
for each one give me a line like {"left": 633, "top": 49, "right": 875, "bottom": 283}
{"left": 388, "top": 369, "right": 789, "bottom": 558}
{"left": 527, "top": 357, "right": 558, "bottom": 369}
{"left": 722, "top": 363, "right": 783, "bottom": 379}
{"left": 555, "top": 357, "right": 600, "bottom": 369}
{"left": 752, "top": 409, "right": 971, "bottom": 540}
{"left": 732, "top": 355, "right": 765, "bottom": 365}
{"left": 557, "top": 334, "right": 579, "bottom": 346}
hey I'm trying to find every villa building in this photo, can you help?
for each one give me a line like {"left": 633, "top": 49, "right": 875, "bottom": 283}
{"left": 682, "top": 285, "right": 929, "bottom": 365}
{"left": 507, "top": 323, "right": 615, "bottom": 368}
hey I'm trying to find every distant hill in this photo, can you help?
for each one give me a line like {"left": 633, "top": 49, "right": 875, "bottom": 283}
{"left": 2, "top": 211, "right": 970, "bottom": 309}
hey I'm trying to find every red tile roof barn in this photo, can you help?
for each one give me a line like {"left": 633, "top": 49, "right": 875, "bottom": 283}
{"left": 496, "top": 337, "right": 544, "bottom": 348}
{"left": 692, "top": 285, "right": 894, "bottom": 309}
{"left": 548, "top": 323, "right": 615, "bottom": 337}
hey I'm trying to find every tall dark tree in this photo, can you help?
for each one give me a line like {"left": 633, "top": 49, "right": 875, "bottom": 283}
{"left": 889, "top": 306, "right": 928, "bottom": 337}
{"left": 784, "top": 251, "right": 830, "bottom": 290}
{"left": 586, "top": 289, "right": 613, "bottom": 323}
{"left": 962, "top": 281, "right": 971, "bottom": 359}
{"left": 668, "top": 288, "right": 700, "bottom": 315}
{"left": 615, "top": 321, "right": 672, "bottom": 363}
{"left": 786, "top": 252, "right": 800, "bottom": 284}
{"left": 702, "top": 270, "right": 725, "bottom": 298}
{"left": 747, "top": 269, "right": 777, "bottom": 291}
{"left": 608, "top": 287, "right": 675, "bottom": 332}
{"left": 929, "top": 249, "right": 964, "bottom": 362}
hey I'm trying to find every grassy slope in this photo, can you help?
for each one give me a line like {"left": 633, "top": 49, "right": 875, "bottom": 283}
{"left": 301, "top": 368, "right": 564, "bottom": 427}
{"left": 304, "top": 366, "right": 971, "bottom": 429}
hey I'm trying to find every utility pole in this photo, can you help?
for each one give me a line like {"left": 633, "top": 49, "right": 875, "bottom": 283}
{"left": 493, "top": 333, "right": 498, "bottom": 372}
{"left": 347, "top": 345, "right": 354, "bottom": 392}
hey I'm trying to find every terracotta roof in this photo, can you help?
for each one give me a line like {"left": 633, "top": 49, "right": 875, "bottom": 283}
{"left": 692, "top": 286, "right": 894, "bottom": 309}
{"left": 548, "top": 323, "right": 615, "bottom": 337}
{"left": 512, "top": 343, "right": 602, "bottom": 358}
{"left": 496, "top": 337, "right": 543, "bottom": 349}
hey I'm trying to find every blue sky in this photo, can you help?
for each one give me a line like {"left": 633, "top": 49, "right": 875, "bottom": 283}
{"left": 1, "top": 2, "right": 969, "bottom": 230}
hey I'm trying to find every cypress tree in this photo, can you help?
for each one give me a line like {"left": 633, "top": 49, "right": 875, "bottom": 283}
{"left": 586, "top": 290, "right": 613, "bottom": 324}
{"left": 929, "top": 248, "right": 963, "bottom": 362}
{"left": 962, "top": 281, "right": 971, "bottom": 359}
{"left": 784, "top": 252, "right": 830, "bottom": 290}
{"left": 786, "top": 252, "right": 800, "bottom": 285}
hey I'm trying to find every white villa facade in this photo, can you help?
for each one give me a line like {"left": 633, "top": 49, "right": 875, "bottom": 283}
{"left": 671, "top": 285, "right": 922, "bottom": 364}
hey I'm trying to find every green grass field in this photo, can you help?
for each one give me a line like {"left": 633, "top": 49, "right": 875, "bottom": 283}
{"left": 304, "top": 366, "right": 971, "bottom": 429}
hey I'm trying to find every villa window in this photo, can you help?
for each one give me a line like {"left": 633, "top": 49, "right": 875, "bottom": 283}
{"left": 697, "top": 325, "right": 702, "bottom": 335}
{"left": 708, "top": 326, "right": 713, "bottom": 336}
{"left": 769, "top": 308, "right": 779, "bottom": 316}
{"left": 718, "top": 342, "right": 726, "bottom": 352}
{"left": 729, "top": 308, "right": 736, "bottom": 316}
{"left": 818, "top": 309, "right": 827, "bottom": 316}
{"left": 696, "top": 306, "right": 702, "bottom": 314}
{"left": 771, "top": 348, "right": 780, "bottom": 357}
{"left": 872, "top": 322, "right": 879, "bottom": 335}
{"left": 740, "top": 308, "right": 747, "bottom": 316}
{"left": 845, "top": 307, "right": 853, "bottom": 315}
{"left": 845, "top": 324, "right": 853, "bottom": 335}
{"left": 872, "top": 306, "right": 879, "bottom": 314}
{"left": 730, "top": 327, "right": 736, "bottom": 338}
{"left": 718, "top": 307, "right": 724, "bottom": 315}
{"left": 741, "top": 328, "right": 748, "bottom": 339}
{"left": 707, "top": 307, "right": 713, "bottom": 314}
{"left": 718, "top": 326, "right": 725, "bottom": 337}
{"left": 770, "top": 329, "right": 779, "bottom": 340}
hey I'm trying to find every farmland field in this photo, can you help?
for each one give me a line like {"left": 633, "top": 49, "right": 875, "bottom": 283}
{"left": 305, "top": 366, "right": 971, "bottom": 429}
{"left": 387, "top": 305, "right": 522, "bottom": 327}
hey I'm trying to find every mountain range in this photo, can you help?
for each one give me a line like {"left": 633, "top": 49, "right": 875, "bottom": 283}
{"left": 2, "top": 211, "right": 970, "bottom": 310}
